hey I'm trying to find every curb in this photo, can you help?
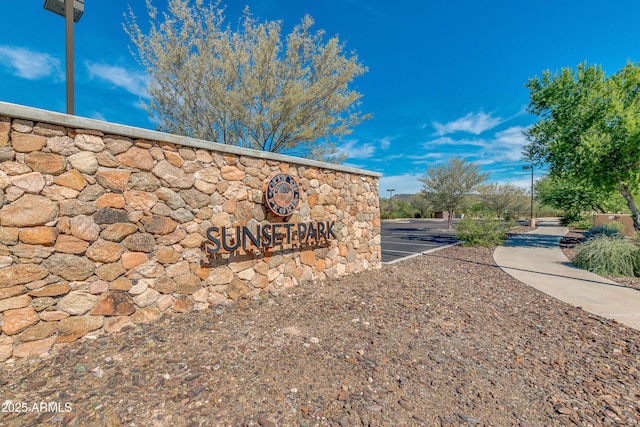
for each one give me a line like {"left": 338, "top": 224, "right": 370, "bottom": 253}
{"left": 382, "top": 242, "right": 461, "bottom": 265}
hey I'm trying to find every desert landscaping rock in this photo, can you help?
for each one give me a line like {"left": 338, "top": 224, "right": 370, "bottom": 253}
{"left": 0, "top": 264, "right": 48, "bottom": 287}
{"left": 54, "top": 235, "right": 89, "bottom": 254}
{"left": 99, "top": 222, "right": 138, "bottom": 242}
{"left": 95, "top": 263, "right": 126, "bottom": 282}
{"left": 18, "top": 321, "right": 58, "bottom": 342}
{"left": 69, "top": 215, "right": 101, "bottom": 242}
{"left": 67, "top": 151, "right": 98, "bottom": 174}
{"left": 30, "top": 297, "right": 57, "bottom": 312}
{"left": 25, "top": 151, "right": 66, "bottom": 175}
{"left": 153, "top": 160, "right": 195, "bottom": 189}
{"left": 53, "top": 169, "right": 87, "bottom": 191}
{"left": 0, "top": 294, "right": 31, "bottom": 312}
{"left": 0, "top": 194, "right": 58, "bottom": 227}
{"left": 57, "top": 291, "right": 99, "bottom": 316}
{"left": 1, "top": 245, "right": 639, "bottom": 426}
{"left": 28, "top": 283, "right": 71, "bottom": 298}
{"left": 45, "top": 254, "right": 95, "bottom": 281}
{"left": 56, "top": 315, "right": 104, "bottom": 342}
{"left": 11, "top": 132, "right": 46, "bottom": 152}
{"left": 1, "top": 306, "right": 39, "bottom": 335}
{"left": 122, "top": 233, "right": 156, "bottom": 253}
{"left": 85, "top": 240, "right": 124, "bottom": 264}
{"left": 74, "top": 133, "right": 105, "bottom": 152}
{"left": 93, "top": 208, "right": 129, "bottom": 225}
{"left": 18, "top": 226, "right": 58, "bottom": 246}
{"left": 91, "top": 292, "right": 136, "bottom": 317}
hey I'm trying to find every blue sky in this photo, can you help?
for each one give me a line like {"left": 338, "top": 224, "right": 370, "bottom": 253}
{"left": 2, "top": 1, "right": 640, "bottom": 195}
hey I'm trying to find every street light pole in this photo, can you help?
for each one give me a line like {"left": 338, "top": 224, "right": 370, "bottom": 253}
{"left": 387, "top": 189, "right": 396, "bottom": 200}
{"left": 65, "top": 0, "right": 74, "bottom": 115}
{"left": 43, "top": 0, "right": 84, "bottom": 115}
{"left": 522, "top": 165, "right": 534, "bottom": 226}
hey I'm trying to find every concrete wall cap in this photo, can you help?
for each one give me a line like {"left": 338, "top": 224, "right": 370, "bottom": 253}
{"left": 0, "top": 101, "right": 382, "bottom": 178}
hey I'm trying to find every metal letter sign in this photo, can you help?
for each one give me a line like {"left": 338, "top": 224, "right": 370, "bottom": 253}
{"left": 264, "top": 173, "right": 300, "bottom": 216}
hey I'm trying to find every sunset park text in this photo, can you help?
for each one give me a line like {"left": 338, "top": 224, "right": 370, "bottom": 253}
{"left": 205, "top": 221, "right": 337, "bottom": 254}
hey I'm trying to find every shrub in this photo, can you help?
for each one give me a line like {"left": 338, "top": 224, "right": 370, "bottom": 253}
{"left": 584, "top": 223, "right": 624, "bottom": 239}
{"left": 573, "top": 235, "right": 640, "bottom": 277}
{"left": 568, "top": 217, "right": 593, "bottom": 230}
{"left": 560, "top": 212, "right": 585, "bottom": 226}
{"left": 455, "top": 217, "right": 513, "bottom": 247}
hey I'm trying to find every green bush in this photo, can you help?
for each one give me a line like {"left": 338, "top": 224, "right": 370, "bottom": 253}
{"left": 560, "top": 212, "right": 585, "bottom": 226}
{"left": 568, "top": 218, "right": 593, "bottom": 230}
{"left": 584, "top": 223, "right": 624, "bottom": 239}
{"left": 573, "top": 235, "right": 640, "bottom": 277}
{"left": 455, "top": 217, "right": 513, "bottom": 247}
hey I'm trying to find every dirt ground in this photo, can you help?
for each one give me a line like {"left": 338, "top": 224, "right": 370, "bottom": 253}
{"left": 1, "top": 229, "right": 639, "bottom": 426}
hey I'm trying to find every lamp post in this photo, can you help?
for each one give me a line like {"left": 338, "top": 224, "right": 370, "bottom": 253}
{"left": 43, "top": 0, "right": 84, "bottom": 115}
{"left": 522, "top": 165, "right": 534, "bottom": 226}
{"left": 387, "top": 189, "right": 396, "bottom": 200}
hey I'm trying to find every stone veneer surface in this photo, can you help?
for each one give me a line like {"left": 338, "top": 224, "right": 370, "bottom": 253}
{"left": 0, "top": 103, "right": 381, "bottom": 361}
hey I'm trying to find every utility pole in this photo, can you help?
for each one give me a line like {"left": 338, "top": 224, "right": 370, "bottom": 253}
{"left": 387, "top": 189, "right": 395, "bottom": 200}
{"left": 522, "top": 165, "right": 534, "bottom": 226}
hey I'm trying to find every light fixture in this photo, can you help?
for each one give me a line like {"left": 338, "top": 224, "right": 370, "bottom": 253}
{"left": 43, "top": 0, "right": 84, "bottom": 23}
{"left": 387, "top": 189, "right": 396, "bottom": 199}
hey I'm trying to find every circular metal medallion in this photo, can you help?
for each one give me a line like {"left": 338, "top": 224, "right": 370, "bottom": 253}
{"left": 264, "top": 173, "right": 300, "bottom": 216}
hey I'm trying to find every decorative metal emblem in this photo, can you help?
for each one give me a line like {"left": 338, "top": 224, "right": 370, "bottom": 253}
{"left": 264, "top": 173, "right": 300, "bottom": 216}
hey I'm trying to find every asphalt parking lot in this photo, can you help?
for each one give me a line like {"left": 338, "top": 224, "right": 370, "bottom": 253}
{"left": 381, "top": 218, "right": 459, "bottom": 263}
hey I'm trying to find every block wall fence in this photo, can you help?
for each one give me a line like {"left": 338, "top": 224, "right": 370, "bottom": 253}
{"left": 0, "top": 102, "right": 381, "bottom": 361}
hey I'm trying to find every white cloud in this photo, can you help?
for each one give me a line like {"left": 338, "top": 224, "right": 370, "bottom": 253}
{"left": 378, "top": 136, "right": 392, "bottom": 150}
{"left": 491, "top": 125, "right": 530, "bottom": 161}
{"left": 422, "top": 136, "right": 488, "bottom": 148}
{"left": 85, "top": 62, "right": 149, "bottom": 98}
{"left": 338, "top": 139, "right": 376, "bottom": 159}
{"left": 90, "top": 111, "right": 107, "bottom": 121}
{"left": 432, "top": 111, "right": 502, "bottom": 136}
{"left": 407, "top": 152, "right": 444, "bottom": 160}
{"left": 340, "top": 136, "right": 395, "bottom": 160}
{"left": 379, "top": 173, "right": 424, "bottom": 195}
{"left": 0, "top": 45, "right": 63, "bottom": 81}
{"left": 493, "top": 176, "right": 533, "bottom": 190}
{"left": 472, "top": 158, "right": 497, "bottom": 166}
{"left": 419, "top": 125, "right": 531, "bottom": 166}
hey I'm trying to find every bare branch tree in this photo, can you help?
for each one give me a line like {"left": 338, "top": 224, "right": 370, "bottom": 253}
{"left": 124, "top": 0, "right": 370, "bottom": 162}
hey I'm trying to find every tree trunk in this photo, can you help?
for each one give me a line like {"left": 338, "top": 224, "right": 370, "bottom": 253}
{"left": 447, "top": 210, "right": 454, "bottom": 229}
{"left": 618, "top": 183, "right": 640, "bottom": 231}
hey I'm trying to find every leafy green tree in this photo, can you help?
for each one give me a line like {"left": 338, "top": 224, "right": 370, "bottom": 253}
{"left": 379, "top": 198, "right": 394, "bottom": 219}
{"left": 379, "top": 198, "right": 416, "bottom": 219}
{"left": 534, "top": 175, "right": 625, "bottom": 218}
{"left": 478, "top": 183, "right": 528, "bottom": 219}
{"left": 125, "top": 0, "right": 370, "bottom": 161}
{"left": 409, "top": 194, "right": 431, "bottom": 218}
{"left": 525, "top": 62, "right": 640, "bottom": 230}
{"left": 419, "top": 157, "right": 489, "bottom": 229}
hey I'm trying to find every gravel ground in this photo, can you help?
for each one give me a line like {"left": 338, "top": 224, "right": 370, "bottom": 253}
{"left": 1, "top": 233, "right": 639, "bottom": 426}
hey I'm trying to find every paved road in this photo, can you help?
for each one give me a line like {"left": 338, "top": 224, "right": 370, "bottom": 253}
{"left": 381, "top": 218, "right": 459, "bottom": 263}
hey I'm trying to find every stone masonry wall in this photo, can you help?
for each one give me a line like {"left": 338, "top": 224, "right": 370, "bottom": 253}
{"left": 0, "top": 107, "right": 381, "bottom": 361}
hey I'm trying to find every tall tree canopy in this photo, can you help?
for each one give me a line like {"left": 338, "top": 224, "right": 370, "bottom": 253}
{"left": 125, "top": 0, "right": 370, "bottom": 161}
{"left": 419, "top": 157, "right": 489, "bottom": 229}
{"left": 525, "top": 62, "right": 640, "bottom": 229}
{"left": 534, "top": 175, "right": 626, "bottom": 219}
{"left": 478, "top": 183, "right": 528, "bottom": 220}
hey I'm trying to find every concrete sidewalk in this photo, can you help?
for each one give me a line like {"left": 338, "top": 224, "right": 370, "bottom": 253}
{"left": 493, "top": 219, "right": 640, "bottom": 331}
